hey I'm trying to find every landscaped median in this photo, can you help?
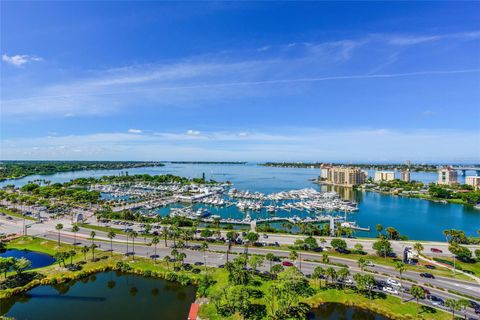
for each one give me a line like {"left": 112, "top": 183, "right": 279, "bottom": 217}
{"left": 1, "top": 236, "right": 454, "bottom": 320}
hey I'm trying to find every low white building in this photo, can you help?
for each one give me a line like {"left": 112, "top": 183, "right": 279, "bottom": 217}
{"left": 374, "top": 171, "right": 395, "bottom": 182}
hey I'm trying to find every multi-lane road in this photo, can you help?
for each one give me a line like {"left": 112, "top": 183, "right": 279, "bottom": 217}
{"left": 1, "top": 214, "right": 480, "bottom": 319}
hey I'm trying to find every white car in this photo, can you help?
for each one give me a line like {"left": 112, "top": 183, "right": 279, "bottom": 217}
{"left": 382, "top": 286, "right": 398, "bottom": 295}
{"left": 387, "top": 278, "right": 401, "bottom": 287}
{"left": 365, "top": 261, "right": 374, "bottom": 267}
{"left": 344, "top": 278, "right": 354, "bottom": 286}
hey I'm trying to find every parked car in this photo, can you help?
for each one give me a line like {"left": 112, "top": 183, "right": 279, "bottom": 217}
{"left": 365, "top": 261, "right": 375, "bottom": 267}
{"left": 282, "top": 261, "right": 294, "bottom": 267}
{"left": 425, "top": 265, "right": 436, "bottom": 269}
{"left": 430, "top": 248, "right": 443, "bottom": 253}
{"left": 382, "top": 286, "right": 398, "bottom": 295}
{"left": 420, "top": 272, "right": 435, "bottom": 279}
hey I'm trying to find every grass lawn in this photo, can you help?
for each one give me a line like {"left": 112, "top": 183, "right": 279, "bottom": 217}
{"left": 433, "top": 256, "right": 480, "bottom": 277}
{"left": 0, "top": 207, "right": 36, "bottom": 221}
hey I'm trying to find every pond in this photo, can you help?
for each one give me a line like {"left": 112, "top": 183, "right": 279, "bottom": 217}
{"left": 309, "top": 302, "right": 390, "bottom": 320}
{"left": 0, "top": 249, "right": 55, "bottom": 269}
{"left": 1, "top": 271, "right": 197, "bottom": 320}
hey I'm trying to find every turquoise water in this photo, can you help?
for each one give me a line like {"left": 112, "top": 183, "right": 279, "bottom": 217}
{"left": 1, "top": 163, "right": 478, "bottom": 241}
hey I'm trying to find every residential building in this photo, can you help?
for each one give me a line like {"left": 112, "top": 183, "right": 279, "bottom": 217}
{"left": 374, "top": 171, "right": 395, "bottom": 182}
{"left": 326, "top": 166, "right": 367, "bottom": 186}
{"left": 319, "top": 164, "right": 331, "bottom": 179}
{"left": 466, "top": 176, "right": 480, "bottom": 190}
{"left": 401, "top": 169, "right": 411, "bottom": 182}
{"left": 437, "top": 167, "right": 458, "bottom": 185}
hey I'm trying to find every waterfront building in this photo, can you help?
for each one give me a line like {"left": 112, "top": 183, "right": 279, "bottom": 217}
{"left": 319, "top": 164, "right": 331, "bottom": 179}
{"left": 401, "top": 169, "right": 411, "bottom": 182}
{"left": 326, "top": 166, "right": 367, "bottom": 186}
{"left": 374, "top": 171, "right": 395, "bottom": 182}
{"left": 437, "top": 167, "right": 458, "bottom": 185}
{"left": 465, "top": 176, "right": 480, "bottom": 190}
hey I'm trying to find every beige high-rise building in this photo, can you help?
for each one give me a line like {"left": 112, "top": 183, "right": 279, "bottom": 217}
{"left": 401, "top": 169, "right": 411, "bottom": 182}
{"left": 374, "top": 171, "right": 395, "bottom": 182}
{"left": 437, "top": 167, "right": 458, "bottom": 185}
{"left": 465, "top": 176, "right": 480, "bottom": 190}
{"left": 326, "top": 166, "right": 367, "bottom": 186}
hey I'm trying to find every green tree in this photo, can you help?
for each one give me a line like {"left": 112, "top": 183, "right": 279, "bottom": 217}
{"left": 410, "top": 285, "right": 425, "bottom": 316}
{"left": 0, "top": 257, "right": 16, "bottom": 279}
{"left": 130, "top": 230, "right": 138, "bottom": 260}
{"left": 68, "top": 250, "right": 76, "bottom": 265}
{"left": 201, "top": 241, "right": 209, "bottom": 272}
{"left": 330, "top": 239, "right": 347, "bottom": 251}
{"left": 164, "top": 255, "right": 171, "bottom": 270}
{"left": 151, "top": 236, "right": 159, "bottom": 263}
{"left": 81, "top": 245, "right": 89, "bottom": 262}
{"left": 90, "top": 243, "right": 97, "bottom": 261}
{"left": 71, "top": 224, "right": 79, "bottom": 245}
{"left": 376, "top": 224, "right": 383, "bottom": 237}
{"left": 266, "top": 253, "right": 276, "bottom": 270}
{"left": 325, "top": 267, "right": 337, "bottom": 286}
{"left": 13, "top": 257, "right": 31, "bottom": 275}
{"left": 354, "top": 243, "right": 364, "bottom": 253}
{"left": 337, "top": 267, "right": 350, "bottom": 291}
{"left": 312, "top": 266, "right": 325, "bottom": 289}
{"left": 90, "top": 231, "right": 96, "bottom": 246}
{"left": 304, "top": 236, "right": 318, "bottom": 251}
{"left": 372, "top": 239, "right": 393, "bottom": 260}
{"left": 394, "top": 261, "right": 407, "bottom": 302}
{"left": 445, "top": 298, "right": 462, "bottom": 320}
{"left": 244, "top": 232, "right": 259, "bottom": 257}
{"left": 357, "top": 257, "right": 367, "bottom": 273}
{"left": 449, "top": 243, "right": 472, "bottom": 261}
{"left": 248, "top": 255, "right": 264, "bottom": 273}
{"left": 289, "top": 250, "right": 298, "bottom": 266}
{"left": 322, "top": 253, "right": 329, "bottom": 266}
{"left": 413, "top": 242, "right": 424, "bottom": 256}
{"left": 107, "top": 230, "right": 116, "bottom": 256}
{"left": 55, "top": 223, "right": 63, "bottom": 245}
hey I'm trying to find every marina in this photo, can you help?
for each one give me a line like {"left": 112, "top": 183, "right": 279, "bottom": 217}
{"left": 0, "top": 163, "right": 478, "bottom": 241}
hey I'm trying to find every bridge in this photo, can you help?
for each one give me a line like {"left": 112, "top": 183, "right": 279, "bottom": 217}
{"left": 451, "top": 166, "right": 480, "bottom": 176}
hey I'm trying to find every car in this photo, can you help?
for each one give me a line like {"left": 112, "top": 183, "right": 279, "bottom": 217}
{"left": 425, "top": 265, "right": 436, "bottom": 269}
{"left": 365, "top": 261, "right": 375, "bottom": 267}
{"left": 420, "top": 272, "right": 435, "bottom": 279}
{"left": 387, "top": 278, "right": 401, "bottom": 287}
{"left": 194, "top": 262, "right": 204, "bottom": 266}
{"left": 263, "top": 234, "right": 269, "bottom": 239}
{"left": 430, "top": 248, "right": 443, "bottom": 253}
{"left": 344, "top": 278, "right": 354, "bottom": 286}
{"left": 282, "top": 261, "right": 294, "bottom": 267}
{"left": 382, "top": 286, "right": 398, "bottom": 295}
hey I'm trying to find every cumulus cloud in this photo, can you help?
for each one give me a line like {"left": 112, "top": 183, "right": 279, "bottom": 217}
{"left": 2, "top": 53, "right": 42, "bottom": 67}
{"left": 128, "top": 128, "right": 143, "bottom": 134}
{"left": 186, "top": 129, "right": 201, "bottom": 136}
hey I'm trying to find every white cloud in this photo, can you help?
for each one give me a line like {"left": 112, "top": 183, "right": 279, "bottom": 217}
{"left": 1, "top": 128, "right": 478, "bottom": 162}
{"left": 186, "top": 129, "right": 201, "bottom": 136}
{"left": 257, "top": 46, "right": 270, "bottom": 52}
{"left": 2, "top": 54, "right": 42, "bottom": 67}
{"left": 128, "top": 128, "right": 143, "bottom": 134}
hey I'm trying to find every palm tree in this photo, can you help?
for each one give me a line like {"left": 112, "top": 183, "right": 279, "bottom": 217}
{"left": 72, "top": 224, "right": 79, "bottom": 245}
{"left": 226, "top": 231, "right": 238, "bottom": 263}
{"left": 265, "top": 253, "right": 276, "bottom": 270}
{"left": 289, "top": 250, "right": 298, "bottom": 266}
{"left": 325, "top": 267, "right": 337, "bottom": 287}
{"left": 55, "top": 223, "right": 63, "bottom": 245}
{"left": 410, "top": 285, "right": 425, "bottom": 316}
{"left": 90, "top": 243, "right": 97, "bottom": 261}
{"left": 201, "top": 241, "right": 209, "bottom": 272}
{"left": 312, "top": 266, "right": 325, "bottom": 289}
{"left": 164, "top": 255, "right": 171, "bottom": 270}
{"left": 69, "top": 250, "right": 76, "bottom": 266}
{"left": 107, "top": 230, "right": 116, "bottom": 256}
{"left": 81, "top": 245, "right": 89, "bottom": 262}
{"left": 376, "top": 224, "right": 383, "bottom": 237}
{"left": 445, "top": 299, "right": 461, "bottom": 320}
{"left": 394, "top": 261, "right": 407, "bottom": 302}
{"left": 130, "top": 231, "right": 138, "bottom": 260}
{"left": 337, "top": 267, "right": 350, "bottom": 291}
{"left": 322, "top": 253, "right": 329, "bottom": 266}
{"left": 244, "top": 232, "right": 259, "bottom": 258}
{"left": 457, "top": 298, "right": 469, "bottom": 320}
{"left": 357, "top": 257, "right": 367, "bottom": 274}
{"left": 90, "top": 231, "right": 96, "bottom": 245}
{"left": 413, "top": 242, "right": 424, "bottom": 256}
{"left": 152, "top": 236, "right": 159, "bottom": 263}
{"left": 161, "top": 228, "right": 169, "bottom": 247}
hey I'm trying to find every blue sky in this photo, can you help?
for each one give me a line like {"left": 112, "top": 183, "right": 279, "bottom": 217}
{"left": 1, "top": 2, "right": 479, "bottom": 162}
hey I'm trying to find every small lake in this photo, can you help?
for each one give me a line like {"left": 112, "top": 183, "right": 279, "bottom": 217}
{"left": 1, "top": 271, "right": 197, "bottom": 320}
{"left": 0, "top": 249, "right": 55, "bottom": 269}
{"left": 309, "top": 303, "right": 389, "bottom": 320}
